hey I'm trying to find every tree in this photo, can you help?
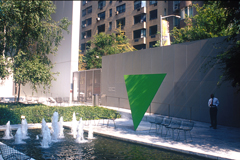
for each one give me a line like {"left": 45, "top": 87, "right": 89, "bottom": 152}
{"left": 211, "top": 1, "right": 240, "bottom": 91}
{"left": 0, "top": 0, "right": 71, "bottom": 101}
{"left": 83, "top": 27, "right": 136, "bottom": 69}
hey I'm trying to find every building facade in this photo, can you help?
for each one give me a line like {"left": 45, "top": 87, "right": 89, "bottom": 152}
{"left": 80, "top": 1, "right": 204, "bottom": 52}
{"left": 80, "top": 0, "right": 168, "bottom": 52}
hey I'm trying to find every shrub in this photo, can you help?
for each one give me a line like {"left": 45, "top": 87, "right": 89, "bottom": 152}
{"left": 0, "top": 103, "right": 121, "bottom": 125}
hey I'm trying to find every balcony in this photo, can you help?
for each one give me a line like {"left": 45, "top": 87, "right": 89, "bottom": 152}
{"left": 132, "top": 37, "right": 146, "bottom": 45}
{"left": 132, "top": 22, "right": 146, "bottom": 30}
{"left": 132, "top": 7, "right": 146, "bottom": 15}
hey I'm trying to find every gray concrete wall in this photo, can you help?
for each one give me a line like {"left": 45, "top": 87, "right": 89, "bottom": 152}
{"left": 101, "top": 36, "right": 240, "bottom": 127}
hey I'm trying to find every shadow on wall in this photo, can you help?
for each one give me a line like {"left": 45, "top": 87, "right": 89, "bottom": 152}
{"left": 101, "top": 35, "right": 240, "bottom": 128}
{"left": 153, "top": 36, "right": 240, "bottom": 127}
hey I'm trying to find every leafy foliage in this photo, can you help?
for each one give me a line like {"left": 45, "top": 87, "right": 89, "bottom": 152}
{"left": 83, "top": 27, "right": 136, "bottom": 69}
{"left": 0, "top": 103, "right": 121, "bottom": 125}
{"left": 172, "top": 2, "right": 231, "bottom": 44}
{"left": 0, "top": 0, "right": 71, "bottom": 100}
{"left": 213, "top": 1, "right": 240, "bottom": 91}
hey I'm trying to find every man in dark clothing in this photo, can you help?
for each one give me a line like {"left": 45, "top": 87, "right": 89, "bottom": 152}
{"left": 208, "top": 94, "right": 219, "bottom": 129}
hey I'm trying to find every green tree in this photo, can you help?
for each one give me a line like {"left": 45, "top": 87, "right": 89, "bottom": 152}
{"left": 154, "top": 1, "right": 231, "bottom": 47}
{"left": 210, "top": 1, "right": 240, "bottom": 91}
{"left": 0, "top": 0, "right": 71, "bottom": 101}
{"left": 83, "top": 27, "right": 136, "bottom": 69}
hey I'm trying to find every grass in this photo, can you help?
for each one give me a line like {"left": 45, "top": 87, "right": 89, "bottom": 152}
{"left": 0, "top": 102, "right": 121, "bottom": 125}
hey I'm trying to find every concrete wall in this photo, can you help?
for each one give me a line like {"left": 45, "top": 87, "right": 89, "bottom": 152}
{"left": 20, "top": 1, "right": 80, "bottom": 100}
{"left": 101, "top": 36, "right": 240, "bottom": 127}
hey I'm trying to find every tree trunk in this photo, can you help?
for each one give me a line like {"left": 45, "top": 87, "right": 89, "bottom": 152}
{"left": 14, "top": 82, "right": 17, "bottom": 102}
{"left": 17, "top": 82, "right": 21, "bottom": 102}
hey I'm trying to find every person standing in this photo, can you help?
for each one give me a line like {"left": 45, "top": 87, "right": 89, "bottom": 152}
{"left": 208, "top": 94, "right": 219, "bottom": 129}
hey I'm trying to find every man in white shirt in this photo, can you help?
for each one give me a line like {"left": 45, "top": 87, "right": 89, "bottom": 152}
{"left": 208, "top": 94, "right": 219, "bottom": 129}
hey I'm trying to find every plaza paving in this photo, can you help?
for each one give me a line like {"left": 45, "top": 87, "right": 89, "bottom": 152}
{"left": 0, "top": 105, "right": 240, "bottom": 160}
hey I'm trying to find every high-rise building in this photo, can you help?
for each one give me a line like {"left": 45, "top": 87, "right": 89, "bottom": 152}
{"left": 80, "top": 0, "right": 168, "bottom": 52}
{"left": 80, "top": 1, "right": 204, "bottom": 53}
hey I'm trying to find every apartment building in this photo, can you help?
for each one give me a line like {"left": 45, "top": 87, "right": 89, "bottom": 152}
{"left": 80, "top": 1, "right": 203, "bottom": 53}
{"left": 80, "top": 0, "right": 168, "bottom": 52}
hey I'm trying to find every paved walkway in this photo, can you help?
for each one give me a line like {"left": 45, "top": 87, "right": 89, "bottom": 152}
{"left": 0, "top": 105, "right": 240, "bottom": 160}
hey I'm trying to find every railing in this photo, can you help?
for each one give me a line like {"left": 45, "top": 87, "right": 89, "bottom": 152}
{"left": 103, "top": 95, "right": 193, "bottom": 121}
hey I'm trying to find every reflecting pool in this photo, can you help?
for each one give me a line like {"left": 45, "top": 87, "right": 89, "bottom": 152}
{"left": 0, "top": 128, "right": 210, "bottom": 160}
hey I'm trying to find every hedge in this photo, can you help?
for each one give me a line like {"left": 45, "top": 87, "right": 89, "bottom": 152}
{"left": 0, "top": 103, "right": 121, "bottom": 125}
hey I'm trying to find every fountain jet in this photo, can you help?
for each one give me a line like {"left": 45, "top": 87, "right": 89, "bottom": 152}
{"left": 21, "top": 119, "right": 29, "bottom": 139}
{"left": 71, "top": 112, "right": 78, "bottom": 138}
{"left": 2, "top": 121, "right": 13, "bottom": 139}
{"left": 15, "top": 127, "right": 25, "bottom": 144}
{"left": 41, "top": 125, "right": 51, "bottom": 148}
{"left": 58, "top": 116, "right": 64, "bottom": 138}
{"left": 51, "top": 112, "right": 60, "bottom": 141}
{"left": 87, "top": 122, "right": 95, "bottom": 140}
{"left": 76, "top": 117, "right": 88, "bottom": 143}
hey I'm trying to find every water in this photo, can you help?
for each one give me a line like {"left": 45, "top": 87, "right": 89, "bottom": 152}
{"left": 14, "top": 127, "right": 25, "bottom": 144}
{"left": 87, "top": 122, "right": 95, "bottom": 140}
{"left": 71, "top": 112, "right": 78, "bottom": 138}
{"left": 76, "top": 118, "right": 88, "bottom": 143}
{"left": 0, "top": 128, "right": 209, "bottom": 160}
{"left": 2, "top": 121, "right": 13, "bottom": 139}
{"left": 59, "top": 116, "right": 64, "bottom": 139}
{"left": 40, "top": 125, "right": 51, "bottom": 148}
{"left": 51, "top": 111, "right": 59, "bottom": 141}
{"left": 21, "top": 119, "right": 29, "bottom": 139}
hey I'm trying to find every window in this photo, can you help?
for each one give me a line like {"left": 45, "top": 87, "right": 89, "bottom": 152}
{"left": 173, "top": 17, "right": 180, "bottom": 27}
{"left": 82, "top": 20, "right": 86, "bottom": 27}
{"left": 189, "top": 6, "right": 193, "bottom": 17}
{"left": 116, "top": 18, "right": 125, "bottom": 28}
{"left": 116, "top": 4, "right": 125, "bottom": 14}
{"left": 181, "top": 6, "right": 193, "bottom": 19}
{"left": 109, "top": 22, "right": 112, "bottom": 30}
{"left": 134, "top": 14, "right": 146, "bottom": 24}
{"left": 81, "top": 32, "right": 85, "bottom": 39}
{"left": 149, "top": 41, "right": 157, "bottom": 48}
{"left": 86, "top": 30, "right": 91, "bottom": 38}
{"left": 81, "top": 30, "right": 91, "bottom": 39}
{"left": 86, "top": 42, "right": 91, "bottom": 49}
{"left": 149, "top": 25, "right": 157, "bottom": 36}
{"left": 134, "top": 1, "right": 146, "bottom": 10}
{"left": 164, "top": 8, "right": 166, "bottom": 16}
{"left": 98, "top": 24, "right": 105, "bottom": 34}
{"left": 133, "top": 44, "right": 146, "bottom": 50}
{"left": 81, "top": 43, "right": 91, "bottom": 52}
{"left": 82, "top": 1, "right": 87, "bottom": 5}
{"left": 134, "top": 29, "right": 146, "bottom": 39}
{"left": 81, "top": 43, "right": 86, "bottom": 52}
{"left": 87, "top": 6, "right": 92, "bottom": 14}
{"left": 87, "top": 18, "right": 92, "bottom": 25}
{"left": 98, "top": 11, "right": 105, "bottom": 20}
{"left": 173, "top": 1, "right": 180, "bottom": 11}
{"left": 185, "top": 7, "right": 188, "bottom": 17}
{"left": 98, "top": 1, "right": 106, "bottom": 9}
{"left": 82, "top": 6, "right": 92, "bottom": 17}
{"left": 82, "top": 9, "right": 86, "bottom": 17}
{"left": 150, "top": 9, "right": 157, "bottom": 20}
{"left": 149, "top": 1, "right": 157, "bottom": 5}
{"left": 109, "top": 9, "right": 112, "bottom": 17}
{"left": 82, "top": 18, "right": 92, "bottom": 27}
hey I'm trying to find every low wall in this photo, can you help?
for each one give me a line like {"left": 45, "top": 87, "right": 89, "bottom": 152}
{"left": 101, "top": 36, "right": 240, "bottom": 127}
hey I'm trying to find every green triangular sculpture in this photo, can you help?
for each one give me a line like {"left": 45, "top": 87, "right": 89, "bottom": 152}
{"left": 124, "top": 74, "right": 166, "bottom": 130}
